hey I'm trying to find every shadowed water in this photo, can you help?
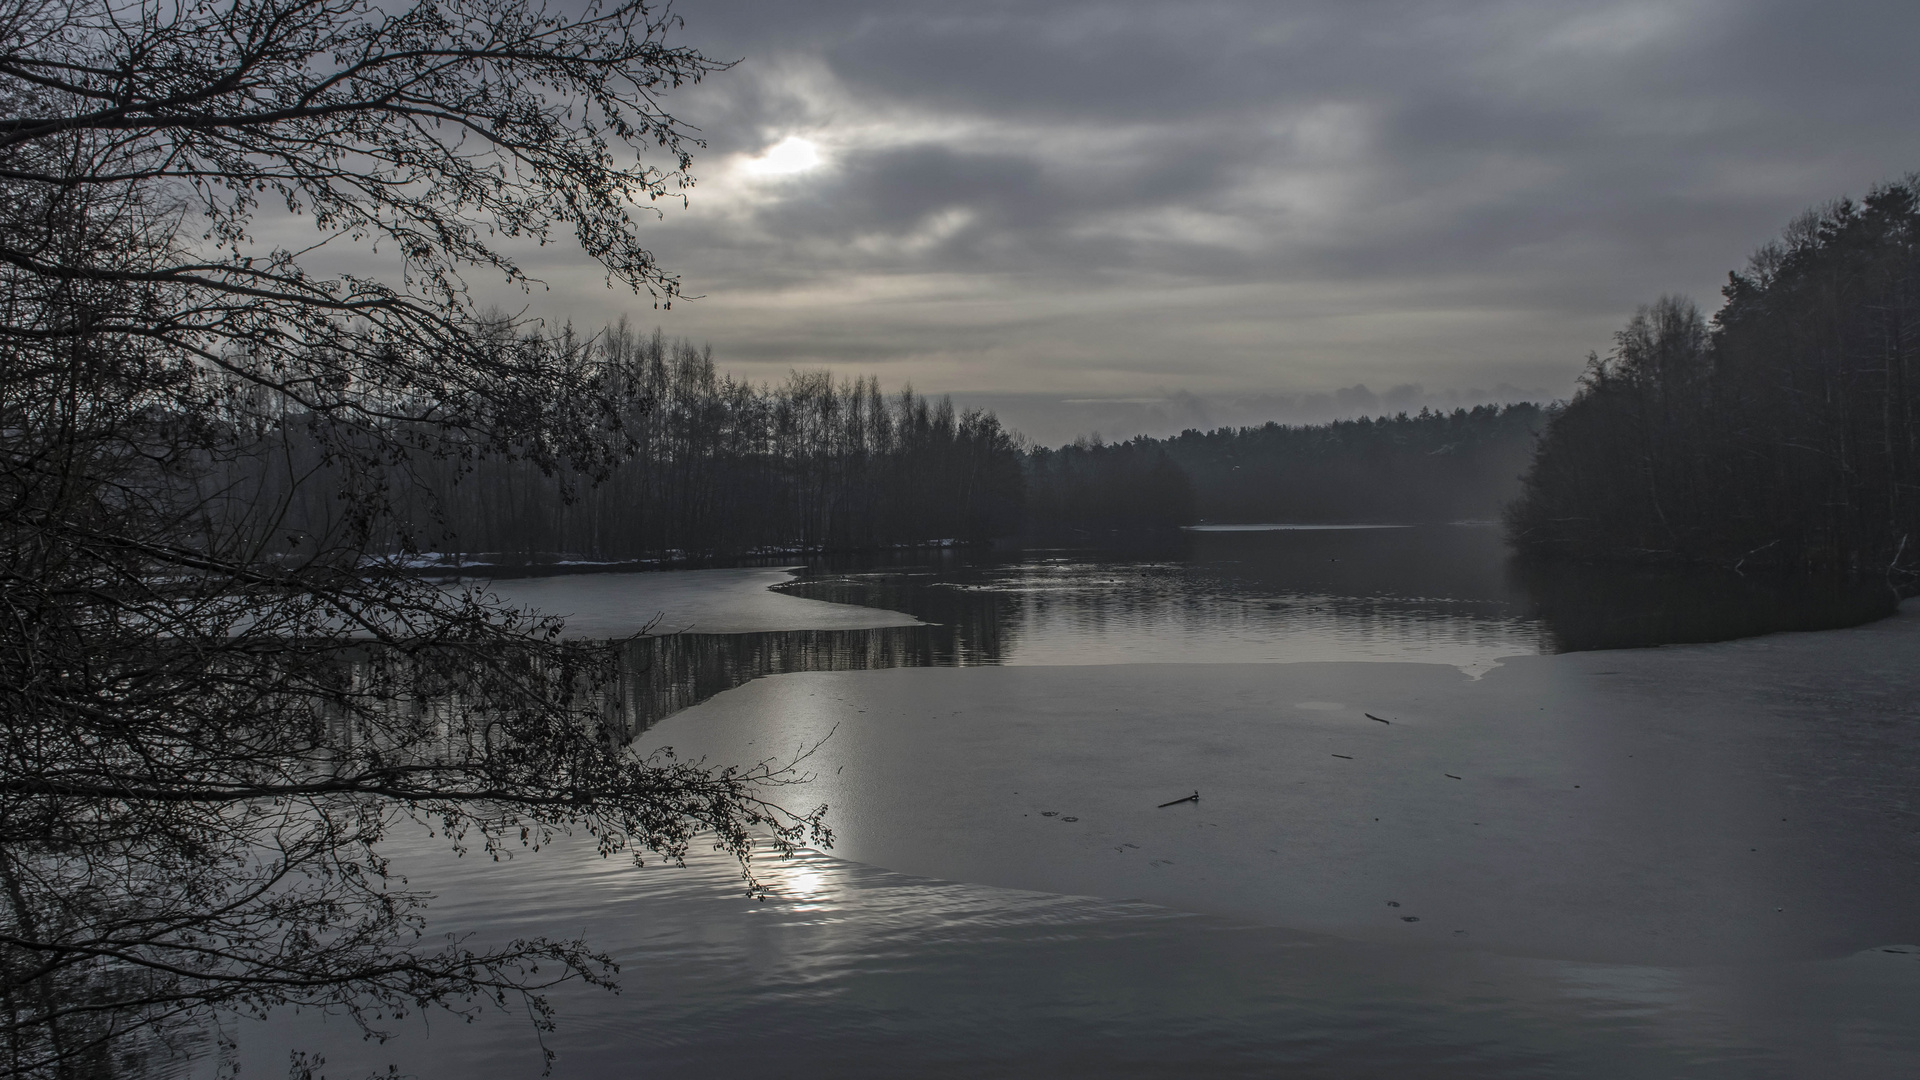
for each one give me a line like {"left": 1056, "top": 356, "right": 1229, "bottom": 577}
{"left": 232, "top": 838, "right": 1920, "bottom": 1080}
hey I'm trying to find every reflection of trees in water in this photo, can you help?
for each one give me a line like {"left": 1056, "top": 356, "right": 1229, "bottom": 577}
{"left": 777, "top": 573, "right": 1017, "bottom": 661}
{"left": 721, "top": 538, "right": 1898, "bottom": 706}
{"left": 297, "top": 582, "right": 1013, "bottom": 751}
{"left": 613, "top": 555, "right": 1897, "bottom": 737}
{"left": 613, "top": 624, "right": 1002, "bottom": 737}
{"left": 1232, "top": 595, "right": 1546, "bottom": 652}
{"left": 781, "top": 552, "right": 1548, "bottom": 658}
{"left": 1186, "top": 526, "right": 1523, "bottom": 602}
{"left": 999, "top": 563, "right": 1189, "bottom": 632}
{"left": 1511, "top": 563, "right": 1896, "bottom": 652}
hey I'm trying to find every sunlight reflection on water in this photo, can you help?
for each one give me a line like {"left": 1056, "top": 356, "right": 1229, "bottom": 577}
{"left": 226, "top": 835, "right": 1920, "bottom": 1079}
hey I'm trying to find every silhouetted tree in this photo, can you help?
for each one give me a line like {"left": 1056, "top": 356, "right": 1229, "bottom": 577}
{"left": 0, "top": 2, "right": 828, "bottom": 1076}
{"left": 1510, "top": 178, "right": 1920, "bottom": 579}
{"left": 1507, "top": 298, "right": 1713, "bottom": 559}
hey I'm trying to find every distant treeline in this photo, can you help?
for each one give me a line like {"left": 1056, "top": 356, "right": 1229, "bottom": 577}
{"left": 1023, "top": 438, "right": 1197, "bottom": 534}
{"left": 1508, "top": 178, "right": 1920, "bottom": 578}
{"left": 1023, "top": 404, "right": 1545, "bottom": 535}
{"left": 254, "top": 326, "right": 1549, "bottom": 563}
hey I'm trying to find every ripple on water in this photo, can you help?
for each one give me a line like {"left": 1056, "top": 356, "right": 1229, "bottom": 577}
{"left": 221, "top": 835, "right": 1920, "bottom": 1080}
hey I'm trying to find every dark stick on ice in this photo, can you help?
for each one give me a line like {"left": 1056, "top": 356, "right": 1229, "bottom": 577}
{"left": 1331, "top": 754, "right": 1354, "bottom": 759}
{"left": 1366, "top": 713, "right": 1390, "bottom": 724}
{"left": 1444, "top": 774, "right": 1462, "bottom": 780}
{"left": 1158, "top": 791, "right": 1199, "bottom": 808}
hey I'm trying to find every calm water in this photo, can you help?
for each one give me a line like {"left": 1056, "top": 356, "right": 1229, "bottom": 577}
{"left": 781, "top": 523, "right": 1895, "bottom": 658}
{"left": 216, "top": 525, "right": 1918, "bottom": 1078}
{"left": 600, "top": 524, "right": 1894, "bottom": 732}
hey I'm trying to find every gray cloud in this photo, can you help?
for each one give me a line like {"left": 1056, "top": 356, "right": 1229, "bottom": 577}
{"left": 508, "top": 0, "right": 1920, "bottom": 436}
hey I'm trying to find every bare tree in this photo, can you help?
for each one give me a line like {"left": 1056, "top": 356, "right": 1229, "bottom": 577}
{"left": 0, "top": 2, "right": 832, "bottom": 1076}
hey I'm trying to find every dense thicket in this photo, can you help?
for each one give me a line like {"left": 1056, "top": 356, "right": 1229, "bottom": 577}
{"left": 1163, "top": 405, "right": 1545, "bottom": 523}
{"left": 1023, "top": 437, "right": 1196, "bottom": 536}
{"left": 1508, "top": 179, "right": 1920, "bottom": 577}
{"left": 400, "top": 325, "right": 1024, "bottom": 561}
{"left": 1021, "top": 406, "right": 1543, "bottom": 532}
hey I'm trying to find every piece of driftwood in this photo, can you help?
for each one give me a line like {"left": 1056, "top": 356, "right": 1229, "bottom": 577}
{"left": 1157, "top": 791, "right": 1199, "bottom": 808}
{"left": 1331, "top": 753, "right": 1354, "bottom": 759}
{"left": 1366, "top": 713, "right": 1390, "bottom": 724}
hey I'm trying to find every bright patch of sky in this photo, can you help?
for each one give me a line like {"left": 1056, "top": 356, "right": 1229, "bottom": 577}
{"left": 742, "top": 135, "right": 824, "bottom": 177}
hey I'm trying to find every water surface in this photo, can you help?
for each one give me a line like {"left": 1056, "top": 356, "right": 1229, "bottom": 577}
{"left": 582, "top": 525, "right": 1895, "bottom": 734}
{"left": 236, "top": 838, "right": 1920, "bottom": 1079}
{"left": 219, "top": 526, "right": 1917, "bottom": 1078}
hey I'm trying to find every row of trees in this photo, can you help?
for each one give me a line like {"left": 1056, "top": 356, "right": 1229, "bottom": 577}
{"left": 400, "top": 325, "right": 1024, "bottom": 561}
{"left": 379, "top": 390, "right": 1539, "bottom": 557}
{"left": 269, "top": 337, "right": 1536, "bottom": 561}
{"left": 1508, "top": 180, "right": 1920, "bottom": 579}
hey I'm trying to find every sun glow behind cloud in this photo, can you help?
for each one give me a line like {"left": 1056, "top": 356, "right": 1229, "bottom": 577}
{"left": 744, "top": 135, "right": 825, "bottom": 177}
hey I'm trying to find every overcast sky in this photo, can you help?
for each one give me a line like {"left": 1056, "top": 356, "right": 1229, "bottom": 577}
{"left": 519, "top": 0, "right": 1920, "bottom": 443}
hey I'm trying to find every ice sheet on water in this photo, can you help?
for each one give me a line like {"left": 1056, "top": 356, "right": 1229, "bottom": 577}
{"left": 471, "top": 566, "right": 924, "bottom": 637}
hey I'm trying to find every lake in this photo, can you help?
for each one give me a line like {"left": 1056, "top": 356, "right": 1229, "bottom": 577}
{"left": 224, "top": 525, "right": 1920, "bottom": 1078}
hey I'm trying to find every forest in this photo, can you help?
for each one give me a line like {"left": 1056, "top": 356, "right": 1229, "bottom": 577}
{"left": 1023, "top": 405, "right": 1544, "bottom": 538}
{"left": 282, "top": 338, "right": 1545, "bottom": 562}
{"left": 383, "top": 323, "right": 1027, "bottom": 562}
{"left": 246, "top": 326, "right": 1546, "bottom": 566}
{"left": 1507, "top": 179, "right": 1920, "bottom": 581}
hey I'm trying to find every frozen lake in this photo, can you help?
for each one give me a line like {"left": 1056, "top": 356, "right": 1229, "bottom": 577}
{"left": 229, "top": 528, "right": 1920, "bottom": 1078}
